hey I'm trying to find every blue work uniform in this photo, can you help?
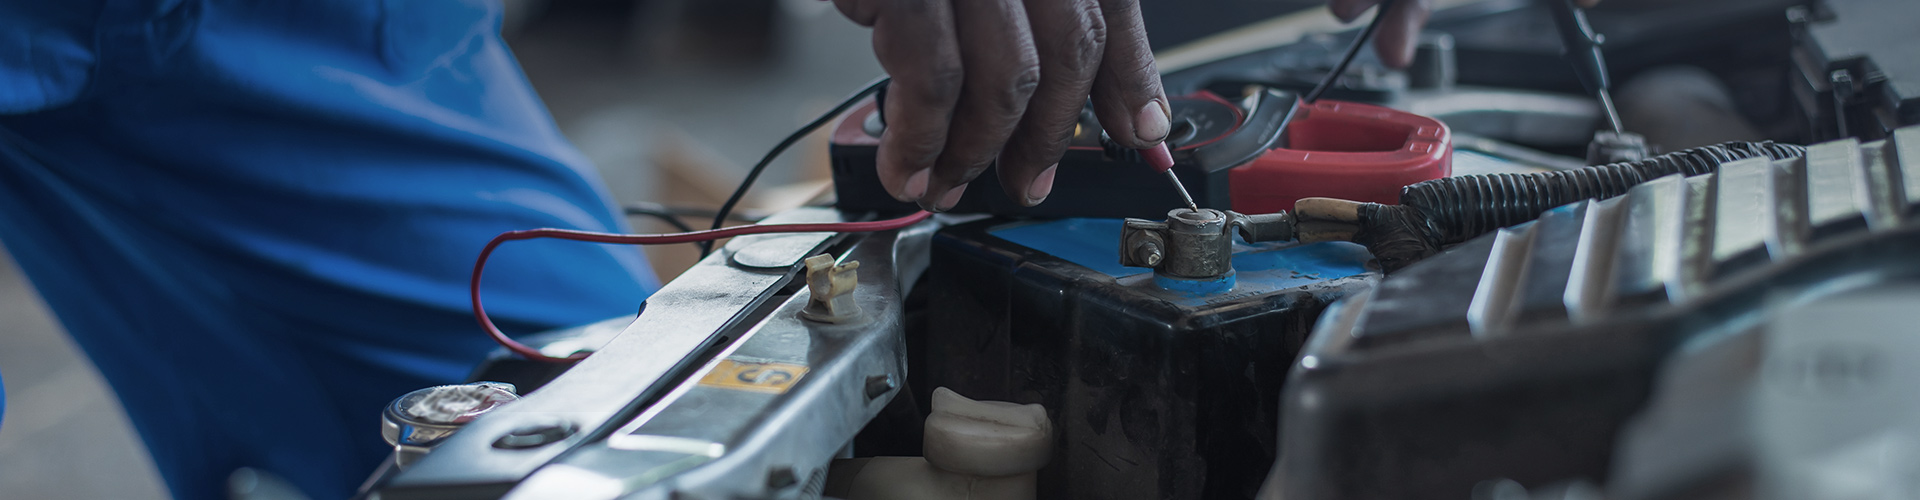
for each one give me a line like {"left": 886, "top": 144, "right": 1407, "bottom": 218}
{"left": 0, "top": 1, "right": 659, "bottom": 498}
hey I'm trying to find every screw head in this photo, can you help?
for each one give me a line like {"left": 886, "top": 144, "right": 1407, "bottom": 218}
{"left": 765, "top": 467, "right": 798, "bottom": 489}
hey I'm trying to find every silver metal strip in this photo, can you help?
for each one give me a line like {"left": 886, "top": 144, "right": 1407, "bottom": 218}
{"left": 1467, "top": 225, "right": 1535, "bottom": 337}
{"left": 1892, "top": 127, "right": 1920, "bottom": 215}
{"left": 1857, "top": 139, "right": 1903, "bottom": 231}
{"left": 1565, "top": 196, "right": 1627, "bottom": 324}
{"left": 1710, "top": 157, "right": 1775, "bottom": 267}
{"left": 1607, "top": 175, "right": 1686, "bottom": 307}
{"left": 1803, "top": 138, "right": 1869, "bottom": 237}
{"left": 1768, "top": 157, "right": 1809, "bottom": 260}
{"left": 1672, "top": 175, "right": 1714, "bottom": 303}
{"left": 506, "top": 218, "right": 937, "bottom": 500}
{"left": 382, "top": 209, "right": 846, "bottom": 496}
{"left": 1508, "top": 203, "right": 1587, "bottom": 327}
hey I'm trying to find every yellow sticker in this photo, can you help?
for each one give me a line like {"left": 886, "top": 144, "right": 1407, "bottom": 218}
{"left": 698, "top": 359, "right": 810, "bottom": 394}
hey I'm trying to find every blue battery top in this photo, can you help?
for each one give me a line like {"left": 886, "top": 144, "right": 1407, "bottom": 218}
{"left": 991, "top": 218, "right": 1375, "bottom": 304}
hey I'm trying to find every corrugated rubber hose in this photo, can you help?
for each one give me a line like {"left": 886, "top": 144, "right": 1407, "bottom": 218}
{"left": 1351, "top": 141, "right": 1807, "bottom": 271}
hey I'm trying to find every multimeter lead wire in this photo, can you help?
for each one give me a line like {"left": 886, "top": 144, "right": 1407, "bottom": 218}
{"left": 1304, "top": 0, "right": 1397, "bottom": 104}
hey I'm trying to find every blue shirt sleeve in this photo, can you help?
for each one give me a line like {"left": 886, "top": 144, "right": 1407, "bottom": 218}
{"left": 0, "top": 1, "right": 658, "bottom": 498}
{"left": 0, "top": 2, "right": 102, "bottom": 112}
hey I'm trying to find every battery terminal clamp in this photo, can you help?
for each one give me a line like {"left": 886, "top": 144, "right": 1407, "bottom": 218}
{"left": 1120, "top": 208, "right": 1297, "bottom": 289}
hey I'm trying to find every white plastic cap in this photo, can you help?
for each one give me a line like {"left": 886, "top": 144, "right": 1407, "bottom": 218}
{"left": 922, "top": 387, "right": 1053, "bottom": 477}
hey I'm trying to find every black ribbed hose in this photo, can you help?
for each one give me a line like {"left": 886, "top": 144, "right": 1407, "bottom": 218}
{"left": 1356, "top": 141, "right": 1808, "bottom": 271}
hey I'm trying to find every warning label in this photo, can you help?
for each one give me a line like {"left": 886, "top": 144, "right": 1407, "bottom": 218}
{"left": 698, "top": 359, "right": 810, "bottom": 394}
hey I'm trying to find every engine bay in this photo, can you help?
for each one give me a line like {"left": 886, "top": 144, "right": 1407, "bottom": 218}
{"left": 357, "top": 0, "right": 1920, "bottom": 499}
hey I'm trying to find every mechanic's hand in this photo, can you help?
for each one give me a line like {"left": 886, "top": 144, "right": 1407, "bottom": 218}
{"left": 832, "top": 0, "right": 1170, "bottom": 211}
{"left": 1330, "top": 0, "right": 1602, "bottom": 68}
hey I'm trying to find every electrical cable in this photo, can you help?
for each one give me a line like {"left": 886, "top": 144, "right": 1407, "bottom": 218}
{"left": 1303, "top": 0, "right": 1397, "bottom": 104}
{"left": 473, "top": 210, "right": 934, "bottom": 363}
{"left": 1340, "top": 141, "right": 1808, "bottom": 271}
{"left": 702, "top": 76, "right": 893, "bottom": 256}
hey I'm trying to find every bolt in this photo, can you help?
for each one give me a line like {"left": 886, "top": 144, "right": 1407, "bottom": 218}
{"left": 491, "top": 422, "right": 576, "bottom": 449}
{"left": 765, "top": 467, "right": 798, "bottom": 489}
{"left": 1135, "top": 241, "right": 1164, "bottom": 267}
{"left": 864, "top": 374, "right": 897, "bottom": 401}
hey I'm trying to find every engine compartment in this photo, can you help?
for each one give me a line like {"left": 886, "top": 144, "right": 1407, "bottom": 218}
{"left": 356, "top": 1, "right": 1920, "bottom": 499}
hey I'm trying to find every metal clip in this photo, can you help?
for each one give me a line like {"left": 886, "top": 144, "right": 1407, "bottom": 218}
{"left": 800, "top": 254, "right": 862, "bottom": 323}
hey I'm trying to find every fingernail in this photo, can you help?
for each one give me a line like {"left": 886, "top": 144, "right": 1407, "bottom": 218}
{"left": 903, "top": 169, "right": 931, "bottom": 201}
{"left": 1135, "top": 99, "right": 1171, "bottom": 143}
{"left": 1025, "top": 164, "right": 1058, "bottom": 206}
{"left": 933, "top": 184, "right": 968, "bottom": 212}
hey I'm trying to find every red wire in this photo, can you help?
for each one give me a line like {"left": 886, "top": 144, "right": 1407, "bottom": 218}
{"left": 472, "top": 211, "right": 934, "bottom": 363}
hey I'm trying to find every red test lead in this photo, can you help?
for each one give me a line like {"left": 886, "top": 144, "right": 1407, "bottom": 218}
{"left": 1144, "top": 142, "right": 1199, "bottom": 211}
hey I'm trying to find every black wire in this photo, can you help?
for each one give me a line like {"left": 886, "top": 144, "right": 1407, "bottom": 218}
{"left": 625, "top": 202, "right": 768, "bottom": 224}
{"left": 622, "top": 203, "right": 698, "bottom": 233}
{"left": 702, "top": 76, "right": 892, "bottom": 256}
{"left": 1303, "top": 0, "right": 1397, "bottom": 104}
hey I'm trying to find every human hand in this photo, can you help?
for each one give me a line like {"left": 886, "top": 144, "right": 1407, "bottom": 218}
{"left": 1328, "top": 0, "right": 1602, "bottom": 68}
{"left": 831, "top": 0, "right": 1171, "bottom": 211}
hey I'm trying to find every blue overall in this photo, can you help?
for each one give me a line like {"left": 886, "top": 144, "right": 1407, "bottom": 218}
{"left": 0, "top": 1, "right": 659, "bottom": 498}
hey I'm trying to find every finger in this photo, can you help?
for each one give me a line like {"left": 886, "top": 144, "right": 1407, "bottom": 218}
{"left": 1371, "top": 0, "right": 1433, "bottom": 68}
{"left": 1328, "top": 0, "right": 1381, "bottom": 22}
{"left": 834, "top": 0, "right": 964, "bottom": 203}
{"left": 1089, "top": 0, "right": 1170, "bottom": 150}
{"left": 996, "top": 0, "right": 1107, "bottom": 207}
{"left": 919, "top": 0, "right": 1042, "bottom": 212}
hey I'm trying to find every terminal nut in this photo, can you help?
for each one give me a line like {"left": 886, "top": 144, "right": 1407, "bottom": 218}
{"left": 1120, "top": 219, "right": 1170, "bottom": 269}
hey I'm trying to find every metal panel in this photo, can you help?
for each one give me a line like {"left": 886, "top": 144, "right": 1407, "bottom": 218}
{"left": 379, "top": 210, "right": 846, "bottom": 498}
{"left": 501, "top": 219, "right": 936, "bottom": 500}
{"left": 1274, "top": 125, "right": 1920, "bottom": 500}
{"left": 1351, "top": 235, "right": 1495, "bottom": 348}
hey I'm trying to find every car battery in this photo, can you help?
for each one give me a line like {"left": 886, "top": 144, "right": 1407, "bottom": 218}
{"left": 922, "top": 216, "right": 1377, "bottom": 500}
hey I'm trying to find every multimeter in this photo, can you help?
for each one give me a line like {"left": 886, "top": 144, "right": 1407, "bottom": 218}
{"left": 828, "top": 85, "right": 1453, "bottom": 220}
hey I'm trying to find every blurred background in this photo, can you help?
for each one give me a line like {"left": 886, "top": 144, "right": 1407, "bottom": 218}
{"left": 0, "top": 0, "right": 1318, "bottom": 497}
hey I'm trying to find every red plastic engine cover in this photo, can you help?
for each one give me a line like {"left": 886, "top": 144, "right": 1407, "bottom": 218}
{"left": 1229, "top": 100, "right": 1451, "bottom": 213}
